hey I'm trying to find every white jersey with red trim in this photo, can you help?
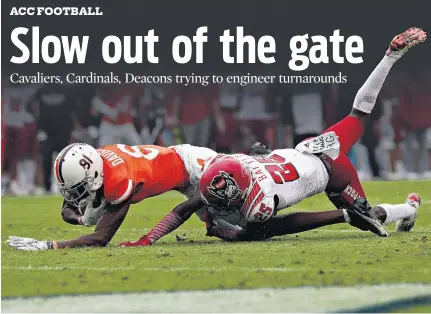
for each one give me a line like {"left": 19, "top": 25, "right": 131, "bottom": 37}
{"left": 240, "top": 149, "right": 329, "bottom": 222}
{"left": 205, "top": 149, "right": 329, "bottom": 224}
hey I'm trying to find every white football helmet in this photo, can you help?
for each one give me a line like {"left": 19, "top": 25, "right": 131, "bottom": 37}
{"left": 53, "top": 143, "right": 104, "bottom": 209}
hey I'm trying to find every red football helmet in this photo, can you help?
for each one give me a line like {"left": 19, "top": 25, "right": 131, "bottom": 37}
{"left": 200, "top": 156, "right": 252, "bottom": 209}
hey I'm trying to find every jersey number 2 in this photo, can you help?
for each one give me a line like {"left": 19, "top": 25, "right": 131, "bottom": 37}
{"left": 117, "top": 144, "right": 160, "bottom": 160}
{"left": 254, "top": 154, "right": 299, "bottom": 184}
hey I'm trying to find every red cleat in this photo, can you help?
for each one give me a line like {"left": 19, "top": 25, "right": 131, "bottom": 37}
{"left": 386, "top": 27, "right": 427, "bottom": 56}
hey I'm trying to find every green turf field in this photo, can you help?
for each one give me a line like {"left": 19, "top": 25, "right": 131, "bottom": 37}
{"left": 2, "top": 180, "right": 431, "bottom": 312}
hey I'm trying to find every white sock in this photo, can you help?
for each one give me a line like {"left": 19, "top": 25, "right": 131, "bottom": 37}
{"left": 378, "top": 203, "right": 416, "bottom": 225}
{"left": 353, "top": 54, "right": 401, "bottom": 114}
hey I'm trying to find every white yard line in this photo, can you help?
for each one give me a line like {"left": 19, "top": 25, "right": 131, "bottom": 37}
{"left": 2, "top": 284, "right": 431, "bottom": 313}
{"left": 2, "top": 266, "right": 134, "bottom": 271}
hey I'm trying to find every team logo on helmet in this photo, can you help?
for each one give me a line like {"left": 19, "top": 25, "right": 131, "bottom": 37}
{"left": 208, "top": 171, "right": 241, "bottom": 204}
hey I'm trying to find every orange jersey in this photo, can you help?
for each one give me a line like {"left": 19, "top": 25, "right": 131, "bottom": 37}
{"left": 97, "top": 144, "right": 189, "bottom": 204}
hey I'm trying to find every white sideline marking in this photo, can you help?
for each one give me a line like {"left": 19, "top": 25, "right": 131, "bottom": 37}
{"left": 3, "top": 265, "right": 430, "bottom": 274}
{"left": 2, "top": 284, "right": 431, "bottom": 313}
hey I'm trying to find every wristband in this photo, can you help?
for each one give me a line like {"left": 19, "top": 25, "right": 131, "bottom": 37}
{"left": 47, "top": 241, "right": 59, "bottom": 249}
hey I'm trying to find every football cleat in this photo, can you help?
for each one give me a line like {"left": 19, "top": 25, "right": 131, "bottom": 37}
{"left": 250, "top": 142, "right": 272, "bottom": 156}
{"left": 396, "top": 193, "right": 421, "bottom": 232}
{"left": 346, "top": 198, "right": 389, "bottom": 237}
{"left": 386, "top": 27, "right": 427, "bottom": 57}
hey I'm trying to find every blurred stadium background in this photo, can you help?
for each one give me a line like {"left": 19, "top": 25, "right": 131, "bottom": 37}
{"left": 2, "top": 70, "right": 431, "bottom": 196}
{"left": 2, "top": 0, "right": 431, "bottom": 197}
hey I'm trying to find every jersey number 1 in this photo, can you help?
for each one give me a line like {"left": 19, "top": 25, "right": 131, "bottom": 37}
{"left": 254, "top": 154, "right": 299, "bottom": 184}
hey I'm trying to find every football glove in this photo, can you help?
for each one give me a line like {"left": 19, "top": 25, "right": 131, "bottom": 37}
{"left": 119, "top": 235, "right": 152, "bottom": 247}
{"left": 79, "top": 198, "right": 107, "bottom": 227}
{"left": 6, "top": 236, "right": 52, "bottom": 251}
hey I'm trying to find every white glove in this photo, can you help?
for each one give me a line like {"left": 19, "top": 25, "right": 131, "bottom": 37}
{"left": 80, "top": 198, "right": 107, "bottom": 227}
{"left": 6, "top": 236, "right": 50, "bottom": 251}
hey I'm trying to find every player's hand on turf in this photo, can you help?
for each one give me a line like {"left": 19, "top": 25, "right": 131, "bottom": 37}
{"left": 202, "top": 208, "right": 216, "bottom": 236}
{"left": 6, "top": 236, "right": 51, "bottom": 251}
{"left": 119, "top": 235, "right": 152, "bottom": 247}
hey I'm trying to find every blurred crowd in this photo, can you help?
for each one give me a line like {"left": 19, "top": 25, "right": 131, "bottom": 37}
{"left": 2, "top": 71, "right": 431, "bottom": 196}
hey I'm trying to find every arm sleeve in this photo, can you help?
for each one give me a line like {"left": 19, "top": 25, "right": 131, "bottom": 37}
{"left": 145, "top": 192, "right": 204, "bottom": 244}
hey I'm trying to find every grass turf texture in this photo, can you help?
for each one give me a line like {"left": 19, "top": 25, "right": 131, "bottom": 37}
{"left": 2, "top": 180, "right": 430, "bottom": 298}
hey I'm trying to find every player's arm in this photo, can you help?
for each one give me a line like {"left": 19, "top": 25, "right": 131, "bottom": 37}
{"left": 55, "top": 203, "right": 130, "bottom": 248}
{"left": 205, "top": 216, "right": 247, "bottom": 242}
{"left": 7, "top": 202, "right": 130, "bottom": 251}
{"left": 61, "top": 200, "right": 81, "bottom": 225}
{"left": 55, "top": 181, "right": 144, "bottom": 247}
{"left": 119, "top": 192, "right": 203, "bottom": 247}
{"left": 7, "top": 183, "right": 143, "bottom": 251}
{"left": 61, "top": 195, "right": 107, "bottom": 227}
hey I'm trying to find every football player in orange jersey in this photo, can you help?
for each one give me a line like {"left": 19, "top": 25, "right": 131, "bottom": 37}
{"left": 6, "top": 143, "right": 217, "bottom": 250}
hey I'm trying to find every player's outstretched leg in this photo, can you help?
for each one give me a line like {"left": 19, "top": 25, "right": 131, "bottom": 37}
{"left": 374, "top": 193, "right": 421, "bottom": 232}
{"left": 352, "top": 27, "right": 426, "bottom": 124}
{"left": 350, "top": 193, "right": 421, "bottom": 233}
{"left": 323, "top": 27, "right": 427, "bottom": 155}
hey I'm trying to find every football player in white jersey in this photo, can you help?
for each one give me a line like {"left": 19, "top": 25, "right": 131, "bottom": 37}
{"left": 195, "top": 27, "right": 425, "bottom": 241}
{"left": 118, "top": 27, "right": 425, "bottom": 247}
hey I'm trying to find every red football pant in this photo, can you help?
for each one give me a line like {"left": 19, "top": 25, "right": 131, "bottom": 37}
{"left": 321, "top": 115, "right": 366, "bottom": 208}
